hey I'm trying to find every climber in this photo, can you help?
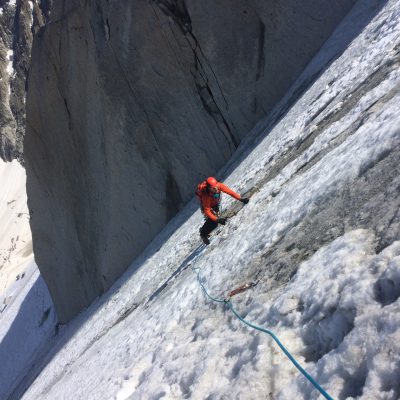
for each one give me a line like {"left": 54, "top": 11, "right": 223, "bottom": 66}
{"left": 195, "top": 176, "right": 249, "bottom": 245}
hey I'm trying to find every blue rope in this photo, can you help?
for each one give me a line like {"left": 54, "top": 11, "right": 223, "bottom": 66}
{"left": 192, "top": 266, "right": 225, "bottom": 304}
{"left": 192, "top": 265, "right": 334, "bottom": 400}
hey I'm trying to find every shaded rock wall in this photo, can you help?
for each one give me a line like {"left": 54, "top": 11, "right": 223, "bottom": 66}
{"left": 25, "top": 0, "right": 356, "bottom": 322}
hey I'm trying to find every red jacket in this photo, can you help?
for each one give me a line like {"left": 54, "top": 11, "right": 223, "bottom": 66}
{"left": 195, "top": 180, "right": 241, "bottom": 221}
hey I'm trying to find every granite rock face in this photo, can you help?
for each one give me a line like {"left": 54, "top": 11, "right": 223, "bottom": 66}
{"left": 25, "top": 0, "right": 356, "bottom": 322}
{"left": 0, "top": 0, "right": 49, "bottom": 161}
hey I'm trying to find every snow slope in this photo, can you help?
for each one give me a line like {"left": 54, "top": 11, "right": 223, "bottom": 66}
{"left": 0, "top": 159, "right": 34, "bottom": 306}
{"left": 0, "top": 159, "right": 55, "bottom": 400}
{"left": 3, "top": 0, "right": 400, "bottom": 399}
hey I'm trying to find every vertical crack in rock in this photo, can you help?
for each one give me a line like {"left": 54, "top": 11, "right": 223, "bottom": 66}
{"left": 105, "top": 18, "right": 110, "bottom": 40}
{"left": 153, "top": 0, "right": 238, "bottom": 153}
{"left": 63, "top": 97, "right": 73, "bottom": 131}
{"left": 91, "top": 1, "right": 111, "bottom": 42}
{"left": 186, "top": 30, "right": 229, "bottom": 109}
{"left": 256, "top": 19, "right": 265, "bottom": 81}
{"left": 186, "top": 30, "right": 239, "bottom": 152}
{"left": 153, "top": 0, "right": 192, "bottom": 34}
{"left": 165, "top": 171, "right": 183, "bottom": 221}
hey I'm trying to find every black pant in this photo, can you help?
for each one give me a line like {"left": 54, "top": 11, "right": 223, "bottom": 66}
{"left": 200, "top": 206, "right": 219, "bottom": 237}
{"left": 200, "top": 218, "right": 218, "bottom": 238}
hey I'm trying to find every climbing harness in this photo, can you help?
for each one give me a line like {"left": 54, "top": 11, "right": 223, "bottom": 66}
{"left": 191, "top": 264, "right": 334, "bottom": 400}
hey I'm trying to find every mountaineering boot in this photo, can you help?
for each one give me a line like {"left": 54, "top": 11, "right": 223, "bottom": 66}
{"left": 201, "top": 235, "right": 210, "bottom": 245}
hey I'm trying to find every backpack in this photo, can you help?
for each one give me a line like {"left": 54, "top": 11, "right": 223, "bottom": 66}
{"left": 195, "top": 181, "right": 207, "bottom": 202}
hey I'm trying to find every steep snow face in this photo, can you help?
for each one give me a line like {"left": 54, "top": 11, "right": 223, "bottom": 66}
{"left": 11, "top": 0, "right": 400, "bottom": 399}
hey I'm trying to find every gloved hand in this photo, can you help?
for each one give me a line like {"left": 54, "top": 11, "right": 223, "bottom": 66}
{"left": 217, "top": 217, "right": 227, "bottom": 225}
{"left": 240, "top": 197, "right": 249, "bottom": 204}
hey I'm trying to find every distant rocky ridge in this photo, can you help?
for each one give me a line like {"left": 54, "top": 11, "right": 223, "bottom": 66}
{"left": 24, "top": 0, "right": 357, "bottom": 322}
{"left": 0, "top": 0, "right": 50, "bottom": 161}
